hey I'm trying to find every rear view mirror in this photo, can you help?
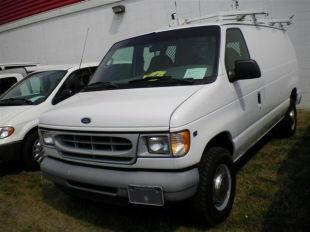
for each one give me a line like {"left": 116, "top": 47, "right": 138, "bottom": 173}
{"left": 228, "top": 59, "right": 261, "bottom": 82}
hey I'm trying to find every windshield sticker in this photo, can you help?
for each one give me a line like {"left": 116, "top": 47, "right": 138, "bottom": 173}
{"left": 184, "top": 68, "right": 207, "bottom": 79}
{"left": 144, "top": 71, "right": 167, "bottom": 79}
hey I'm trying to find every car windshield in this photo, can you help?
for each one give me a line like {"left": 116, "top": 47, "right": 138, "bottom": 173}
{"left": 84, "top": 26, "right": 220, "bottom": 92}
{"left": 0, "top": 70, "right": 67, "bottom": 106}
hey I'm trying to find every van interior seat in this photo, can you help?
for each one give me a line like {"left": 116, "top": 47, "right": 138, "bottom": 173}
{"left": 148, "top": 54, "right": 173, "bottom": 72}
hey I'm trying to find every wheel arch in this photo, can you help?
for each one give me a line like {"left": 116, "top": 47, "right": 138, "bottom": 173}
{"left": 22, "top": 126, "right": 39, "bottom": 147}
{"left": 290, "top": 88, "right": 297, "bottom": 103}
{"left": 203, "top": 131, "right": 234, "bottom": 156}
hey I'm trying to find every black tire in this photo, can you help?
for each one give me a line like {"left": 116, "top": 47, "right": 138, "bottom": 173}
{"left": 277, "top": 100, "right": 297, "bottom": 137}
{"left": 22, "top": 131, "right": 40, "bottom": 171}
{"left": 190, "top": 147, "right": 236, "bottom": 226}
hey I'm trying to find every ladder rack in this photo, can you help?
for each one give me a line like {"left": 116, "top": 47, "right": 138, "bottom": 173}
{"left": 182, "top": 9, "right": 293, "bottom": 30}
{"left": 266, "top": 19, "right": 292, "bottom": 29}
{"left": 184, "top": 9, "right": 268, "bottom": 24}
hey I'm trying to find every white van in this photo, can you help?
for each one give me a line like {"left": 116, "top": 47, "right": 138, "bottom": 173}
{"left": 39, "top": 11, "right": 301, "bottom": 225}
{"left": 0, "top": 64, "right": 97, "bottom": 170}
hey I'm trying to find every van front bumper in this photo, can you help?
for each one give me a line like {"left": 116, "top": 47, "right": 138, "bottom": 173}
{"left": 41, "top": 157, "right": 199, "bottom": 203}
{"left": 0, "top": 141, "right": 22, "bottom": 164}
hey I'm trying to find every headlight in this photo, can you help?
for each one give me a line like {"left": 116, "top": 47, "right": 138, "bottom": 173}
{"left": 171, "top": 130, "right": 190, "bottom": 157}
{"left": 0, "top": 127, "right": 14, "bottom": 139}
{"left": 147, "top": 136, "right": 170, "bottom": 154}
{"left": 41, "top": 132, "right": 54, "bottom": 145}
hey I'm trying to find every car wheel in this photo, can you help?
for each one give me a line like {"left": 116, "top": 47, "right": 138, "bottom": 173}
{"left": 190, "top": 147, "right": 236, "bottom": 226}
{"left": 22, "top": 131, "right": 43, "bottom": 171}
{"left": 278, "top": 100, "right": 297, "bottom": 137}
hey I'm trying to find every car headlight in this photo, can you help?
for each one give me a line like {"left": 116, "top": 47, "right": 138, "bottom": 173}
{"left": 41, "top": 132, "right": 54, "bottom": 145}
{"left": 147, "top": 136, "right": 170, "bottom": 154}
{"left": 0, "top": 127, "right": 15, "bottom": 139}
{"left": 171, "top": 130, "right": 190, "bottom": 157}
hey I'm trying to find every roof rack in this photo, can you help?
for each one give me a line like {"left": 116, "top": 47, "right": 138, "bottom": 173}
{"left": 183, "top": 9, "right": 293, "bottom": 30}
{"left": 266, "top": 19, "right": 292, "bottom": 29}
{"left": 184, "top": 9, "right": 268, "bottom": 24}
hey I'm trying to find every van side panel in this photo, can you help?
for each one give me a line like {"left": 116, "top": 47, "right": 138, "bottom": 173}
{"left": 241, "top": 26, "right": 298, "bottom": 123}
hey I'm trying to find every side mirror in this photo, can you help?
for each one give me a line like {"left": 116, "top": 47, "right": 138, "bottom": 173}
{"left": 228, "top": 59, "right": 261, "bottom": 82}
{"left": 53, "top": 89, "right": 74, "bottom": 105}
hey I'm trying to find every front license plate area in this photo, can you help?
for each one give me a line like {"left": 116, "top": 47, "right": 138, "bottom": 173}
{"left": 128, "top": 186, "right": 164, "bottom": 206}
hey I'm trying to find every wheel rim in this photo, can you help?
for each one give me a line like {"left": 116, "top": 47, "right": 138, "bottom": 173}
{"left": 289, "top": 108, "right": 296, "bottom": 131}
{"left": 33, "top": 139, "right": 43, "bottom": 163}
{"left": 213, "top": 164, "right": 232, "bottom": 211}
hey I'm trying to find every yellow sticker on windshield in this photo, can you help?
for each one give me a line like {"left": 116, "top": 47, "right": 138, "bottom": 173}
{"left": 143, "top": 71, "right": 167, "bottom": 79}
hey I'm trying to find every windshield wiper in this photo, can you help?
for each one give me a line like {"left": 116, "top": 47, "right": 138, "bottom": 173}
{"left": 129, "top": 76, "right": 194, "bottom": 85}
{"left": 0, "top": 98, "right": 34, "bottom": 105}
{"left": 83, "top": 81, "right": 119, "bottom": 91}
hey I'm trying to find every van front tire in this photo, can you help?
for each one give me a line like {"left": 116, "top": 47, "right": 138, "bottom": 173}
{"left": 22, "top": 132, "right": 41, "bottom": 171}
{"left": 190, "top": 147, "right": 235, "bottom": 226}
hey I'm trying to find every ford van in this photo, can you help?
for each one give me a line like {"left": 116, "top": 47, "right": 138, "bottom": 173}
{"left": 39, "top": 11, "right": 301, "bottom": 225}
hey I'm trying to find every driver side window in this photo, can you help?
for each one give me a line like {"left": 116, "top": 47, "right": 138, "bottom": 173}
{"left": 53, "top": 67, "right": 95, "bottom": 105}
{"left": 225, "top": 28, "right": 250, "bottom": 73}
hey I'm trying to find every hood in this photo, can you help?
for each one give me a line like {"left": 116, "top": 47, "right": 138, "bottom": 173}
{"left": 0, "top": 106, "right": 33, "bottom": 125}
{"left": 40, "top": 86, "right": 202, "bottom": 129}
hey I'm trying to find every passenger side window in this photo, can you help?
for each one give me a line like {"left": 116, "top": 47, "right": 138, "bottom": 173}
{"left": 103, "top": 47, "right": 134, "bottom": 81}
{"left": 53, "top": 67, "right": 95, "bottom": 105}
{"left": 225, "top": 28, "right": 250, "bottom": 73}
{"left": 107, "top": 47, "right": 133, "bottom": 65}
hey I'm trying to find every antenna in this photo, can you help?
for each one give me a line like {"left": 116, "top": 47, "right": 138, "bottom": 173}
{"left": 170, "top": 1, "right": 180, "bottom": 26}
{"left": 79, "top": 28, "right": 90, "bottom": 69}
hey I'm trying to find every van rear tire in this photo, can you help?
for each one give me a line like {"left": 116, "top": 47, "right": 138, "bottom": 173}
{"left": 190, "top": 147, "right": 235, "bottom": 226}
{"left": 278, "top": 101, "right": 297, "bottom": 137}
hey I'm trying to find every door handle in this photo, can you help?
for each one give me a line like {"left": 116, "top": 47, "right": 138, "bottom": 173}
{"left": 258, "top": 91, "right": 262, "bottom": 105}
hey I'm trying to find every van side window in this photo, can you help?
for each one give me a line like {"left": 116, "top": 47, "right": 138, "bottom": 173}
{"left": 225, "top": 28, "right": 250, "bottom": 73}
{"left": 53, "top": 67, "right": 96, "bottom": 105}
{"left": 0, "top": 77, "right": 17, "bottom": 95}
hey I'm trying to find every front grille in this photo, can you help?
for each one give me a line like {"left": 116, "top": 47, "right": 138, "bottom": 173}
{"left": 53, "top": 132, "right": 138, "bottom": 165}
{"left": 59, "top": 135, "right": 132, "bottom": 152}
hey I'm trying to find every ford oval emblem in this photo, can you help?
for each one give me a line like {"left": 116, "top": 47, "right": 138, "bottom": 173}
{"left": 81, "top": 117, "right": 91, "bottom": 124}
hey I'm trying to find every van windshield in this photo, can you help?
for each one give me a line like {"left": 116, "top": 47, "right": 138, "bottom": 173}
{"left": 0, "top": 70, "right": 66, "bottom": 106}
{"left": 84, "top": 26, "right": 220, "bottom": 91}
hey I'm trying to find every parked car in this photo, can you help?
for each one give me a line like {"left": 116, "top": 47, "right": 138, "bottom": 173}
{"left": 0, "top": 65, "right": 33, "bottom": 95}
{"left": 0, "top": 73, "right": 24, "bottom": 95}
{"left": 39, "top": 11, "right": 301, "bottom": 225}
{"left": 0, "top": 64, "right": 97, "bottom": 170}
